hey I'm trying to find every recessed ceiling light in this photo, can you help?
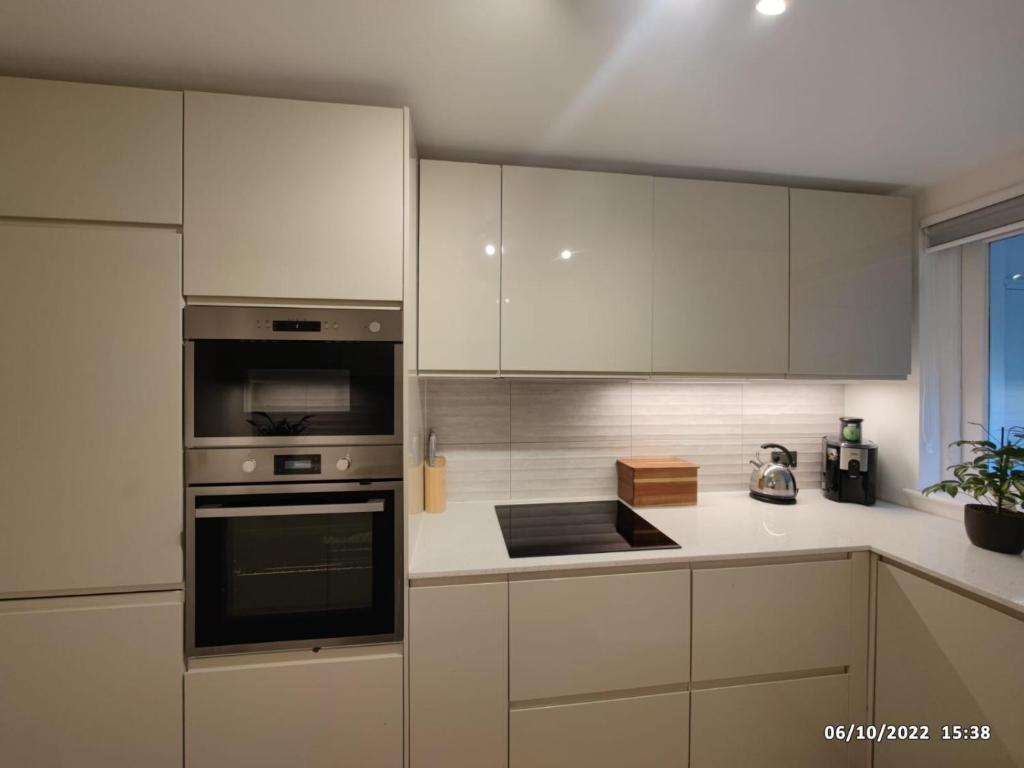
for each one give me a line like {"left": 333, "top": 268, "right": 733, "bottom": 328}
{"left": 484, "top": 243, "right": 496, "bottom": 256}
{"left": 559, "top": 249, "right": 573, "bottom": 260}
{"left": 756, "top": 0, "right": 786, "bottom": 15}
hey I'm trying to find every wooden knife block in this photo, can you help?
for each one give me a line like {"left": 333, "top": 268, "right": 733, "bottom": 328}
{"left": 617, "top": 457, "right": 699, "bottom": 507}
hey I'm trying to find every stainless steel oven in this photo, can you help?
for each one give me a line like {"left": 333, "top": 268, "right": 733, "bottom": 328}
{"left": 186, "top": 445, "right": 403, "bottom": 656}
{"left": 184, "top": 306, "right": 402, "bottom": 448}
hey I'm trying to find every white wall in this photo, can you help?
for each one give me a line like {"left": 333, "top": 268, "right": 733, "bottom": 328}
{"left": 847, "top": 143, "right": 1024, "bottom": 503}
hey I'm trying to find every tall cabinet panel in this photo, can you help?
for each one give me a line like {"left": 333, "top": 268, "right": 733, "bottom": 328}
{"left": 419, "top": 161, "right": 501, "bottom": 372}
{"left": 789, "top": 189, "right": 912, "bottom": 377}
{"left": 0, "top": 76, "right": 183, "bottom": 224}
{"left": 874, "top": 563, "right": 1024, "bottom": 767}
{"left": 184, "top": 91, "right": 404, "bottom": 301}
{"left": 0, "top": 223, "right": 182, "bottom": 596}
{"left": 500, "top": 166, "right": 653, "bottom": 373}
{"left": 653, "top": 179, "right": 789, "bottom": 375}
{"left": 0, "top": 592, "right": 183, "bottom": 768}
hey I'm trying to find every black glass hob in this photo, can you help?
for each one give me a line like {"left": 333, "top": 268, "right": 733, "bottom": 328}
{"left": 495, "top": 500, "right": 680, "bottom": 558}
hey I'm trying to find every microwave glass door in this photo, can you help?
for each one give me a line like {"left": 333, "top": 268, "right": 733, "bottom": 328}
{"left": 192, "top": 487, "right": 397, "bottom": 652}
{"left": 191, "top": 340, "right": 397, "bottom": 441}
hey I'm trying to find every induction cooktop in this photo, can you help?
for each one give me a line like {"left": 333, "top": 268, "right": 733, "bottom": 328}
{"left": 495, "top": 500, "right": 680, "bottom": 558}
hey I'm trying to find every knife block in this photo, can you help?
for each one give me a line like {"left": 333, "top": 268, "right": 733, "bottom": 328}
{"left": 424, "top": 457, "right": 447, "bottom": 513}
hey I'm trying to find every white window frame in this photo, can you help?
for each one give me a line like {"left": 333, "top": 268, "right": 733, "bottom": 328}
{"left": 919, "top": 216, "right": 1024, "bottom": 484}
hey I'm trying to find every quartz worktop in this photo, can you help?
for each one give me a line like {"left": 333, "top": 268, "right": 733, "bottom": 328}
{"left": 409, "top": 490, "right": 1024, "bottom": 616}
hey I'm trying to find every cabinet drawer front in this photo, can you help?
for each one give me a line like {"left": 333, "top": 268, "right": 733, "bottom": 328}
{"left": 410, "top": 582, "right": 508, "bottom": 768}
{"left": 0, "top": 76, "right": 182, "bottom": 224}
{"left": 692, "top": 559, "right": 851, "bottom": 681}
{"left": 510, "top": 569, "right": 689, "bottom": 701}
{"left": 510, "top": 691, "right": 688, "bottom": 768}
{"left": 874, "top": 563, "right": 1024, "bottom": 768}
{"left": 690, "top": 675, "right": 848, "bottom": 768}
{"left": 186, "top": 651, "right": 402, "bottom": 768}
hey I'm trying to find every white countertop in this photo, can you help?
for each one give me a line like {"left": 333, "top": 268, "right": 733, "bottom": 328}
{"left": 410, "top": 490, "right": 1024, "bottom": 616}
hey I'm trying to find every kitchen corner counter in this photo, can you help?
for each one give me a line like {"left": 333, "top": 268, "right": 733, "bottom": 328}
{"left": 410, "top": 490, "right": 1024, "bottom": 616}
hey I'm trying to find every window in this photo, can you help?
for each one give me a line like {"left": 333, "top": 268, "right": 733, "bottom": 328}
{"left": 988, "top": 233, "right": 1024, "bottom": 436}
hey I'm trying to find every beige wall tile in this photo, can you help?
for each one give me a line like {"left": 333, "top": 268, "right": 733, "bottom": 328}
{"left": 511, "top": 441, "right": 629, "bottom": 499}
{"left": 511, "top": 381, "right": 630, "bottom": 443}
{"left": 425, "top": 378, "right": 510, "bottom": 444}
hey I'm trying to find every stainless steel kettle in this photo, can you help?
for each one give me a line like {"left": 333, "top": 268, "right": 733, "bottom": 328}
{"left": 749, "top": 443, "right": 798, "bottom": 504}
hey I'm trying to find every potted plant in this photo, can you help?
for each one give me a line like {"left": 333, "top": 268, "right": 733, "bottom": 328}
{"left": 923, "top": 425, "right": 1024, "bottom": 555}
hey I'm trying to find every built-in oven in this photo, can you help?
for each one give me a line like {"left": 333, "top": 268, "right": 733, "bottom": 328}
{"left": 186, "top": 445, "right": 403, "bottom": 656}
{"left": 184, "top": 306, "right": 402, "bottom": 448}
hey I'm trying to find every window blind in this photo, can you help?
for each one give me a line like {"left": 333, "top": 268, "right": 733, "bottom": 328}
{"left": 924, "top": 193, "right": 1024, "bottom": 251}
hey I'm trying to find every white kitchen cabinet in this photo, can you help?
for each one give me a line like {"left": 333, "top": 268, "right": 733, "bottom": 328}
{"left": 789, "top": 189, "right": 912, "bottom": 377}
{"left": 0, "top": 76, "right": 182, "bottom": 224}
{"left": 874, "top": 563, "right": 1024, "bottom": 767}
{"left": 510, "top": 691, "right": 689, "bottom": 768}
{"left": 690, "top": 674, "right": 849, "bottom": 768}
{"left": 500, "top": 166, "right": 654, "bottom": 373}
{"left": 653, "top": 178, "right": 789, "bottom": 375}
{"left": 410, "top": 580, "right": 508, "bottom": 768}
{"left": 0, "top": 222, "right": 182, "bottom": 596}
{"left": 0, "top": 591, "right": 183, "bottom": 768}
{"left": 509, "top": 568, "right": 689, "bottom": 701}
{"left": 691, "top": 558, "right": 853, "bottom": 681}
{"left": 419, "top": 161, "right": 501, "bottom": 372}
{"left": 186, "top": 646, "right": 403, "bottom": 768}
{"left": 184, "top": 91, "right": 404, "bottom": 301}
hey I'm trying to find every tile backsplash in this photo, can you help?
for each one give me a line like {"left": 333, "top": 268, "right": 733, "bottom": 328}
{"left": 424, "top": 379, "right": 845, "bottom": 501}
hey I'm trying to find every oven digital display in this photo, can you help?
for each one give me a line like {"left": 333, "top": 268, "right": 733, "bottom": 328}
{"left": 273, "top": 454, "right": 322, "bottom": 475}
{"left": 272, "top": 320, "right": 321, "bottom": 332}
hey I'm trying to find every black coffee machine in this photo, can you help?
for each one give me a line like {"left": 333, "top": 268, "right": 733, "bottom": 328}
{"left": 822, "top": 417, "right": 878, "bottom": 506}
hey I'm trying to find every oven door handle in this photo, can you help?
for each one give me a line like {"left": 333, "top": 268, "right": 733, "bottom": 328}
{"left": 194, "top": 501, "right": 385, "bottom": 519}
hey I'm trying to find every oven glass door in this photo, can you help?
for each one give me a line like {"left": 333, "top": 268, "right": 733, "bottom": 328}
{"left": 192, "top": 486, "right": 397, "bottom": 652}
{"left": 190, "top": 340, "right": 398, "bottom": 444}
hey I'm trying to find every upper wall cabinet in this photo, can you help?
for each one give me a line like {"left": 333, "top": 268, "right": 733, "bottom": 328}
{"left": 184, "top": 91, "right": 404, "bottom": 302}
{"left": 419, "top": 161, "right": 501, "bottom": 372}
{"left": 501, "top": 166, "right": 654, "bottom": 373}
{"left": 653, "top": 179, "right": 789, "bottom": 375}
{"left": 0, "top": 76, "right": 182, "bottom": 224}
{"left": 790, "top": 189, "right": 912, "bottom": 377}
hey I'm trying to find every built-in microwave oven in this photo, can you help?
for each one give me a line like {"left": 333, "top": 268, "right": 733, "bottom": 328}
{"left": 184, "top": 306, "right": 402, "bottom": 448}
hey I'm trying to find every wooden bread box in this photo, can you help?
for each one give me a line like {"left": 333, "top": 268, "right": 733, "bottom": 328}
{"left": 617, "top": 457, "right": 699, "bottom": 507}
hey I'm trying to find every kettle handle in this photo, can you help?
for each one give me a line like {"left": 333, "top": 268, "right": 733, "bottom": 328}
{"left": 760, "top": 443, "right": 795, "bottom": 467}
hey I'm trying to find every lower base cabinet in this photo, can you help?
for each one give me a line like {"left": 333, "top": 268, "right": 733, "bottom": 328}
{"left": 510, "top": 691, "right": 689, "bottom": 768}
{"left": 690, "top": 675, "right": 849, "bottom": 768}
{"left": 874, "top": 563, "right": 1024, "bottom": 767}
{"left": 185, "top": 646, "right": 403, "bottom": 768}
{"left": 410, "top": 581, "right": 508, "bottom": 768}
{"left": 0, "top": 591, "right": 183, "bottom": 768}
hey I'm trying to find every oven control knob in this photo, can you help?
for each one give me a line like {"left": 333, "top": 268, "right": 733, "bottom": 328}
{"left": 336, "top": 457, "right": 352, "bottom": 472}
{"left": 368, "top": 321, "right": 382, "bottom": 333}
{"left": 241, "top": 459, "right": 257, "bottom": 474}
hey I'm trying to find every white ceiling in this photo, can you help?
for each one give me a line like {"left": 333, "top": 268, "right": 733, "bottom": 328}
{"left": 2, "top": 0, "right": 1023, "bottom": 191}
